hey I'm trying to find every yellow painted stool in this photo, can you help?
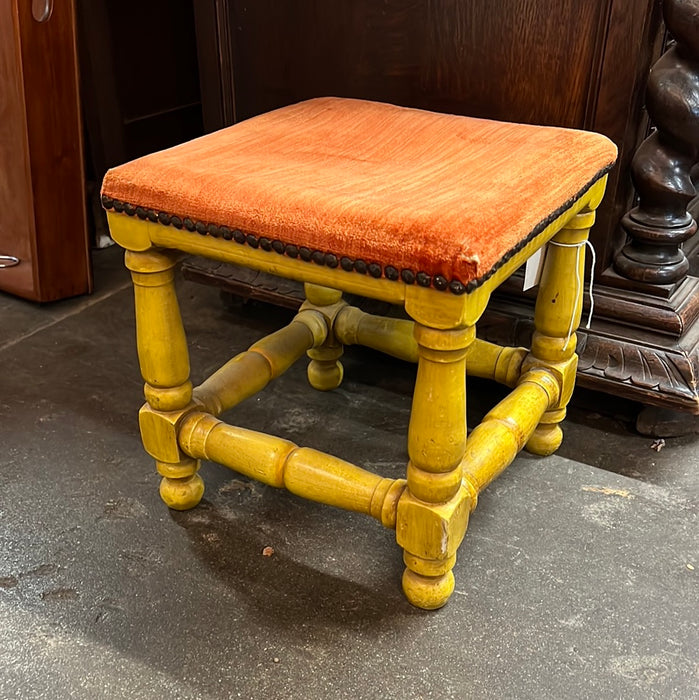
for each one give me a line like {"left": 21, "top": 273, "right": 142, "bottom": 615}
{"left": 102, "top": 98, "right": 616, "bottom": 609}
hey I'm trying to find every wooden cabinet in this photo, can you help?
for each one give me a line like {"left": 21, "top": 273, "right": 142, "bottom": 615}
{"left": 0, "top": 0, "right": 90, "bottom": 301}
{"left": 76, "top": 0, "right": 203, "bottom": 184}
{"left": 190, "top": 0, "right": 699, "bottom": 414}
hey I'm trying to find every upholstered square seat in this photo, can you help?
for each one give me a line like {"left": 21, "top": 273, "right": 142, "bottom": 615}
{"left": 102, "top": 97, "right": 615, "bottom": 294}
{"left": 103, "top": 97, "right": 616, "bottom": 610}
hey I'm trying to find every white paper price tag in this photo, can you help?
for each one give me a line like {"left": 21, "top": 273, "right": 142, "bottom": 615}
{"left": 523, "top": 247, "right": 546, "bottom": 291}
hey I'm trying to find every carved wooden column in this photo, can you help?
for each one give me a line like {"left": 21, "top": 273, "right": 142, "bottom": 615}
{"left": 614, "top": 0, "right": 699, "bottom": 284}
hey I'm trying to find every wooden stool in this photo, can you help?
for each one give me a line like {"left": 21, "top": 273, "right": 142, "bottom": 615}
{"left": 102, "top": 98, "right": 616, "bottom": 609}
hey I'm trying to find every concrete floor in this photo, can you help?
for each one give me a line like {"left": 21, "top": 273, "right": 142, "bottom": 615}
{"left": 1, "top": 246, "right": 696, "bottom": 699}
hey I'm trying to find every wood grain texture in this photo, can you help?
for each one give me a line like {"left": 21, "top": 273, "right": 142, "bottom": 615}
{"left": 193, "top": 0, "right": 236, "bottom": 130}
{"left": 17, "top": 0, "right": 90, "bottom": 300}
{"left": 0, "top": 0, "right": 36, "bottom": 297}
{"left": 0, "top": 0, "right": 90, "bottom": 301}
{"left": 220, "top": 0, "right": 610, "bottom": 127}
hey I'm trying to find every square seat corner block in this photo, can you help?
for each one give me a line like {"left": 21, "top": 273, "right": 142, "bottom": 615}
{"left": 100, "top": 97, "right": 617, "bottom": 297}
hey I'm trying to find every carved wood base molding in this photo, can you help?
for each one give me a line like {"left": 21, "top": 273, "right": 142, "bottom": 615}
{"left": 592, "top": 276, "right": 699, "bottom": 335}
{"left": 575, "top": 325, "right": 699, "bottom": 413}
{"left": 482, "top": 297, "right": 699, "bottom": 414}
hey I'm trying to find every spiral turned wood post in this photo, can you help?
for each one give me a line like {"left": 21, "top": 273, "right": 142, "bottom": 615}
{"left": 614, "top": 0, "right": 699, "bottom": 285}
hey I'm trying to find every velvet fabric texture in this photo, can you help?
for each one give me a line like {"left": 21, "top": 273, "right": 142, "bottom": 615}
{"left": 102, "top": 97, "right": 617, "bottom": 286}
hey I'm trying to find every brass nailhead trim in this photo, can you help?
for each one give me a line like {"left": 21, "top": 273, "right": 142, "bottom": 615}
{"left": 99, "top": 192, "right": 511, "bottom": 295}
{"left": 99, "top": 161, "right": 612, "bottom": 297}
{"left": 416, "top": 272, "right": 431, "bottom": 287}
{"left": 433, "top": 275, "right": 448, "bottom": 290}
{"left": 401, "top": 269, "right": 415, "bottom": 284}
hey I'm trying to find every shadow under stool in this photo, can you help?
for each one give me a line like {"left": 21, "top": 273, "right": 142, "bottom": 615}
{"left": 102, "top": 98, "right": 617, "bottom": 609}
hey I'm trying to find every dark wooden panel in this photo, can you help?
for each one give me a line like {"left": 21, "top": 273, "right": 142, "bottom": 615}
{"left": 79, "top": 0, "right": 204, "bottom": 177}
{"left": 78, "top": 0, "right": 204, "bottom": 252}
{"left": 75, "top": 0, "right": 125, "bottom": 177}
{"left": 105, "top": 0, "right": 201, "bottom": 127}
{"left": 225, "top": 0, "right": 612, "bottom": 127}
{"left": 123, "top": 104, "right": 204, "bottom": 162}
{"left": 193, "top": 0, "right": 236, "bottom": 129}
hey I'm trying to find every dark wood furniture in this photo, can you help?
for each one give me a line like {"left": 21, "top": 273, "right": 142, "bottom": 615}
{"left": 0, "top": 0, "right": 90, "bottom": 301}
{"left": 77, "top": 0, "right": 203, "bottom": 184}
{"left": 189, "top": 0, "right": 699, "bottom": 415}
{"left": 76, "top": 0, "right": 204, "bottom": 245}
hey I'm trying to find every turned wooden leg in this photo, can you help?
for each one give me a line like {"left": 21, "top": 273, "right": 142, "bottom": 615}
{"left": 396, "top": 324, "right": 474, "bottom": 609}
{"left": 125, "top": 249, "right": 203, "bottom": 510}
{"left": 525, "top": 209, "right": 595, "bottom": 456}
{"left": 303, "top": 283, "right": 344, "bottom": 391}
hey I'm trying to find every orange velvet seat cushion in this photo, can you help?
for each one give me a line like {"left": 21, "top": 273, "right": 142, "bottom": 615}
{"left": 101, "top": 97, "right": 617, "bottom": 293}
